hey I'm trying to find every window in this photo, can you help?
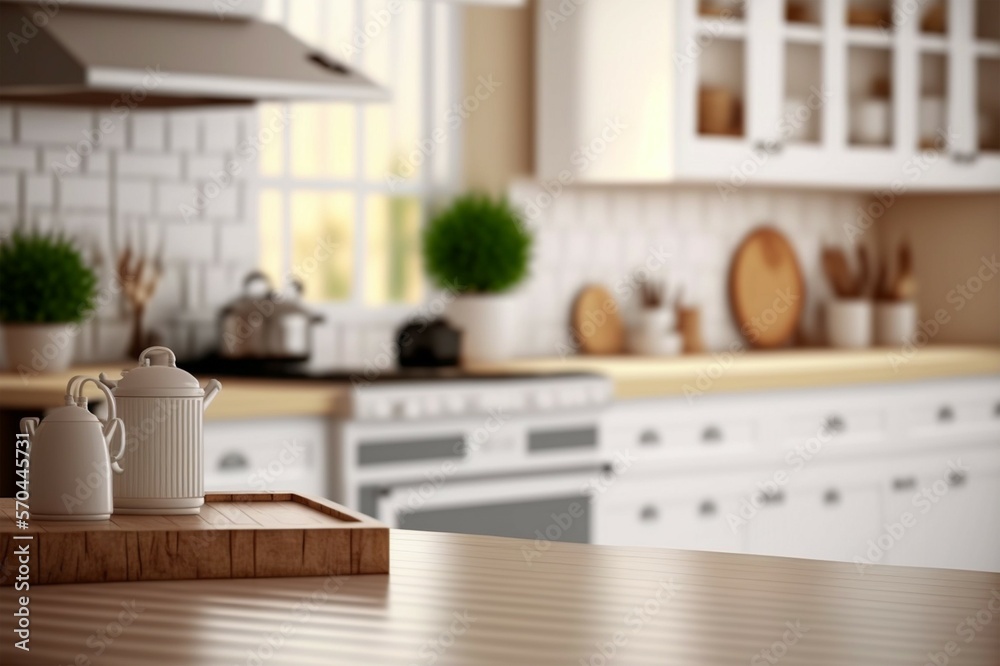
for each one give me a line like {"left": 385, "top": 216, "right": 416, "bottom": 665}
{"left": 258, "top": 0, "right": 460, "bottom": 306}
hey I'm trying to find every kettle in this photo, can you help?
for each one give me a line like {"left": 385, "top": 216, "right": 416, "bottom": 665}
{"left": 20, "top": 376, "right": 125, "bottom": 520}
{"left": 100, "top": 346, "right": 221, "bottom": 515}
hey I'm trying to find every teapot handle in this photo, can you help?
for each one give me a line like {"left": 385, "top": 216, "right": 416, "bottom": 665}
{"left": 76, "top": 377, "right": 118, "bottom": 424}
{"left": 20, "top": 417, "right": 38, "bottom": 438}
{"left": 105, "top": 418, "right": 126, "bottom": 474}
{"left": 138, "top": 346, "right": 177, "bottom": 367}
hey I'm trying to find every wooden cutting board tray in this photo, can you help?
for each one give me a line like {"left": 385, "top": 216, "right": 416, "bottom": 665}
{"left": 0, "top": 492, "right": 388, "bottom": 586}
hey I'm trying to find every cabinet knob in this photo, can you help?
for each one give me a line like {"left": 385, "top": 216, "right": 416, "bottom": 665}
{"left": 823, "top": 489, "right": 841, "bottom": 505}
{"left": 757, "top": 490, "right": 785, "bottom": 506}
{"left": 823, "top": 414, "right": 846, "bottom": 434}
{"left": 947, "top": 471, "right": 967, "bottom": 488}
{"left": 698, "top": 500, "right": 717, "bottom": 516}
{"left": 218, "top": 451, "right": 249, "bottom": 471}
{"left": 892, "top": 476, "right": 917, "bottom": 491}
{"left": 639, "top": 429, "right": 660, "bottom": 446}
{"left": 937, "top": 405, "right": 955, "bottom": 423}
{"left": 993, "top": 402, "right": 1000, "bottom": 418}
{"left": 701, "top": 425, "right": 723, "bottom": 444}
{"left": 639, "top": 505, "right": 659, "bottom": 522}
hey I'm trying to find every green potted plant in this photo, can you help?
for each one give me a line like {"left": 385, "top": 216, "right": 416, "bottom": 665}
{"left": 0, "top": 229, "right": 97, "bottom": 373}
{"left": 423, "top": 193, "right": 532, "bottom": 362}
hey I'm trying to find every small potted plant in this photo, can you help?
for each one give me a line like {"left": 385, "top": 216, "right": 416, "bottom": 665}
{"left": 423, "top": 194, "right": 532, "bottom": 363}
{"left": 0, "top": 229, "right": 97, "bottom": 374}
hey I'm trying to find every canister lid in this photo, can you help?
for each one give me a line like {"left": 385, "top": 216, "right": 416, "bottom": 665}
{"left": 112, "top": 346, "right": 206, "bottom": 398}
{"left": 41, "top": 404, "right": 100, "bottom": 422}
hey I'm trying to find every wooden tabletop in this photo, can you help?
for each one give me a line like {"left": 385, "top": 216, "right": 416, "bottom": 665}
{"left": 2, "top": 530, "right": 998, "bottom": 665}
{"left": 470, "top": 345, "right": 1000, "bottom": 399}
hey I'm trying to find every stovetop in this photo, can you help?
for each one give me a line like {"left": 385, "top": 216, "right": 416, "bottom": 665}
{"left": 180, "top": 355, "right": 588, "bottom": 384}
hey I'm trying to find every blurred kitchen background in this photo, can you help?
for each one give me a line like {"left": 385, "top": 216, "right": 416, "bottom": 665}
{"left": 0, "top": 0, "right": 998, "bottom": 572}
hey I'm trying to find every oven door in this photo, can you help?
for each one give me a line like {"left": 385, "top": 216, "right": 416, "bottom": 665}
{"left": 374, "top": 469, "right": 599, "bottom": 544}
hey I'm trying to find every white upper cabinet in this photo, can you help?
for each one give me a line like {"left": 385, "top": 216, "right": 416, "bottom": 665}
{"left": 536, "top": 0, "right": 1000, "bottom": 189}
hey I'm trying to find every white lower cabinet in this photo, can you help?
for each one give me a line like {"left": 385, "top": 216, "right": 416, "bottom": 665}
{"left": 880, "top": 446, "right": 1000, "bottom": 573}
{"left": 598, "top": 376, "right": 1000, "bottom": 572}
{"left": 745, "top": 483, "right": 882, "bottom": 563}
{"left": 203, "top": 417, "right": 329, "bottom": 496}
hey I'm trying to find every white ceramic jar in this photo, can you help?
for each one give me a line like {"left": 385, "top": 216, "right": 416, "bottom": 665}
{"left": 100, "top": 346, "right": 221, "bottom": 515}
{"left": 826, "top": 299, "right": 873, "bottom": 349}
{"left": 875, "top": 301, "right": 918, "bottom": 346}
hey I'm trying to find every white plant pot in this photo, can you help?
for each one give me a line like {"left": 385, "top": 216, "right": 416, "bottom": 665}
{"left": 635, "top": 309, "right": 676, "bottom": 339}
{"left": 1, "top": 323, "right": 76, "bottom": 373}
{"left": 630, "top": 330, "right": 683, "bottom": 356}
{"left": 446, "top": 293, "right": 522, "bottom": 363}
{"left": 875, "top": 301, "right": 918, "bottom": 346}
{"left": 826, "top": 299, "right": 873, "bottom": 349}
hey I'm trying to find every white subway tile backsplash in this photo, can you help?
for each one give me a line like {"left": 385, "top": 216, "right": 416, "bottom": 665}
{"left": 169, "top": 114, "right": 200, "bottom": 152}
{"left": 94, "top": 111, "right": 128, "bottom": 149}
{"left": 185, "top": 155, "right": 222, "bottom": 180}
{"left": 24, "top": 174, "right": 53, "bottom": 208}
{"left": 19, "top": 107, "right": 93, "bottom": 144}
{"left": 199, "top": 181, "right": 239, "bottom": 219}
{"left": 129, "top": 113, "right": 166, "bottom": 152}
{"left": 218, "top": 222, "right": 257, "bottom": 263}
{"left": 60, "top": 176, "right": 109, "bottom": 210}
{"left": 117, "top": 153, "right": 182, "bottom": 179}
{"left": 163, "top": 222, "right": 214, "bottom": 262}
{"left": 116, "top": 179, "right": 153, "bottom": 215}
{"left": 156, "top": 182, "right": 198, "bottom": 218}
{"left": 0, "top": 145, "right": 36, "bottom": 171}
{"left": 202, "top": 112, "right": 241, "bottom": 153}
{"left": 85, "top": 151, "right": 110, "bottom": 174}
{"left": 0, "top": 106, "right": 13, "bottom": 142}
{"left": 0, "top": 173, "right": 18, "bottom": 208}
{"left": 509, "top": 181, "right": 869, "bottom": 354}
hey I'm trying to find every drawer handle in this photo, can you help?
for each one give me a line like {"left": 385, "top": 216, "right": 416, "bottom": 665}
{"left": 823, "top": 415, "right": 846, "bottom": 434}
{"left": 639, "top": 429, "right": 660, "bottom": 446}
{"left": 218, "top": 451, "right": 249, "bottom": 471}
{"left": 947, "top": 471, "right": 967, "bottom": 488}
{"left": 757, "top": 490, "right": 785, "bottom": 506}
{"left": 701, "top": 425, "right": 723, "bottom": 444}
{"left": 698, "top": 500, "right": 717, "bottom": 516}
{"left": 823, "top": 489, "right": 841, "bottom": 506}
{"left": 937, "top": 406, "right": 955, "bottom": 423}
{"left": 639, "top": 505, "right": 659, "bottom": 522}
{"left": 892, "top": 476, "right": 917, "bottom": 492}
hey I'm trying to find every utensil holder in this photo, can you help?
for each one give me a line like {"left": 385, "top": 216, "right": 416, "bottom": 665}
{"left": 826, "top": 299, "right": 873, "bottom": 349}
{"left": 875, "top": 301, "right": 918, "bottom": 346}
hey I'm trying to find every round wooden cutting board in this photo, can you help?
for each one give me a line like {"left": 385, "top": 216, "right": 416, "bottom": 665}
{"left": 728, "top": 227, "right": 805, "bottom": 349}
{"left": 571, "top": 285, "right": 625, "bottom": 355}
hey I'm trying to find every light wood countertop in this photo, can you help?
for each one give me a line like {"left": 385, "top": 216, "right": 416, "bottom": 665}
{"left": 1, "top": 346, "right": 997, "bottom": 419}
{"left": 1, "top": 530, "right": 997, "bottom": 665}
{"left": 0, "top": 365, "right": 350, "bottom": 420}
{"left": 470, "top": 345, "right": 1000, "bottom": 399}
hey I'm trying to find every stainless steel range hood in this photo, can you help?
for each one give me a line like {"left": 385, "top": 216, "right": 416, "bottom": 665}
{"left": 0, "top": 0, "right": 386, "bottom": 106}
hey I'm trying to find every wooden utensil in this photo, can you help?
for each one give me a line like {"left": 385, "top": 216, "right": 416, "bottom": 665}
{"left": 890, "top": 240, "right": 917, "bottom": 300}
{"left": 572, "top": 285, "right": 625, "bottom": 355}
{"left": 116, "top": 237, "right": 163, "bottom": 358}
{"left": 677, "top": 306, "right": 705, "bottom": 353}
{"left": 822, "top": 245, "right": 870, "bottom": 298}
{"left": 728, "top": 227, "right": 805, "bottom": 349}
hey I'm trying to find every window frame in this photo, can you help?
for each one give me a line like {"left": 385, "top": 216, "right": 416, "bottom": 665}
{"left": 258, "top": 0, "right": 464, "bottom": 316}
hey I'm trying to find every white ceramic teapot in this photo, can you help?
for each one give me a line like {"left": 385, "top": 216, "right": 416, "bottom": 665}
{"left": 100, "top": 346, "right": 221, "bottom": 515}
{"left": 20, "top": 376, "right": 125, "bottom": 520}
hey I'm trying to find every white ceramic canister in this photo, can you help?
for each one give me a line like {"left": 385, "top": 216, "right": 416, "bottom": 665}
{"left": 826, "top": 299, "right": 874, "bottom": 349}
{"left": 100, "top": 346, "right": 221, "bottom": 515}
{"left": 875, "top": 300, "right": 918, "bottom": 346}
{"left": 20, "top": 376, "right": 125, "bottom": 520}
